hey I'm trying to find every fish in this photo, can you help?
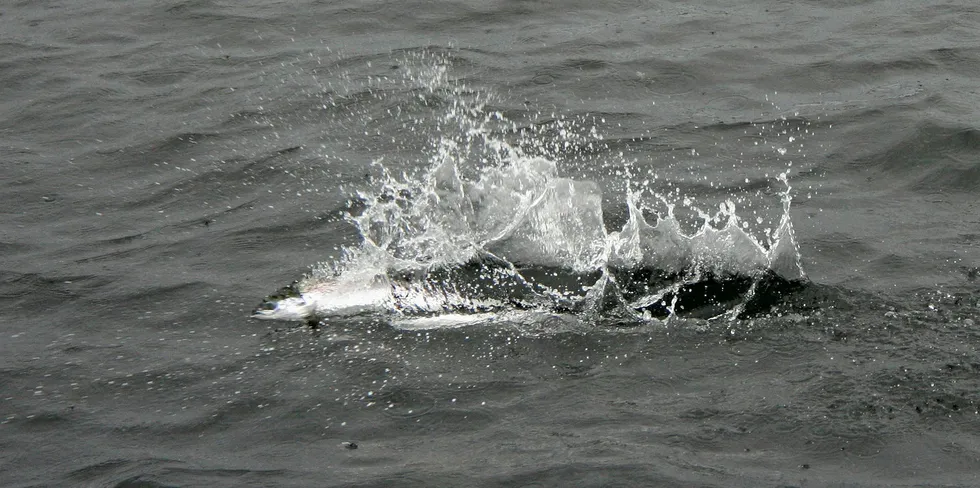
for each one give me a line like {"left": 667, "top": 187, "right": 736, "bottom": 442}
{"left": 252, "top": 251, "right": 811, "bottom": 326}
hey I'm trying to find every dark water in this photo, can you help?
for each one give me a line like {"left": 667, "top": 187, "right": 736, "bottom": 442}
{"left": 3, "top": 1, "right": 980, "bottom": 486}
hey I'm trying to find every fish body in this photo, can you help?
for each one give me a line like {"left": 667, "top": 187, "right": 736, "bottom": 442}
{"left": 253, "top": 251, "right": 809, "bottom": 325}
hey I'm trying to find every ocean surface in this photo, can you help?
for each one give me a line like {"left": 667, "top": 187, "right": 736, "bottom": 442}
{"left": 2, "top": 1, "right": 980, "bottom": 486}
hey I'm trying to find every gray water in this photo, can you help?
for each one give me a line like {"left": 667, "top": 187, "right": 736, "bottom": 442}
{"left": 2, "top": 1, "right": 980, "bottom": 486}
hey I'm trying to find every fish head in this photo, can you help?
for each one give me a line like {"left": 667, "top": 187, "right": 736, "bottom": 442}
{"left": 251, "top": 281, "right": 318, "bottom": 322}
{"left": 251, "top": 278, "right": 388, "bottom": 322}
{"left": 251, "top": 295, "right": 317, "bottom": 322}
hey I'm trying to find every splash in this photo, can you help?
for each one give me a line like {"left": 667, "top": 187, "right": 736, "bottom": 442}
{"left": 253, "top": 52, "right": 808, "bottom": 326}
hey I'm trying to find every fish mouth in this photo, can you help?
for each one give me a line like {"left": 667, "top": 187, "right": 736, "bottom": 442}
{"left": 250, "top": 305, "right": 279, "bottom": 318}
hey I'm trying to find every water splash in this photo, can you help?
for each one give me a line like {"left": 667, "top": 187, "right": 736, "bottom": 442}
{"left": 253, "top": 51, "right": 809, "bottom": 326}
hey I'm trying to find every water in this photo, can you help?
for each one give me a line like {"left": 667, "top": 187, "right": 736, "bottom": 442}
{"left": 253, "top": 61, "right": 808, "bottom": 324}
{"left": 2, "top": 1, "right": 980, "bottom": 486}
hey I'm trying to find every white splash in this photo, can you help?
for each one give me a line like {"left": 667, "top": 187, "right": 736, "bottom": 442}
{"left": 254, "top": 52, "right": 808, "bottom": 325}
